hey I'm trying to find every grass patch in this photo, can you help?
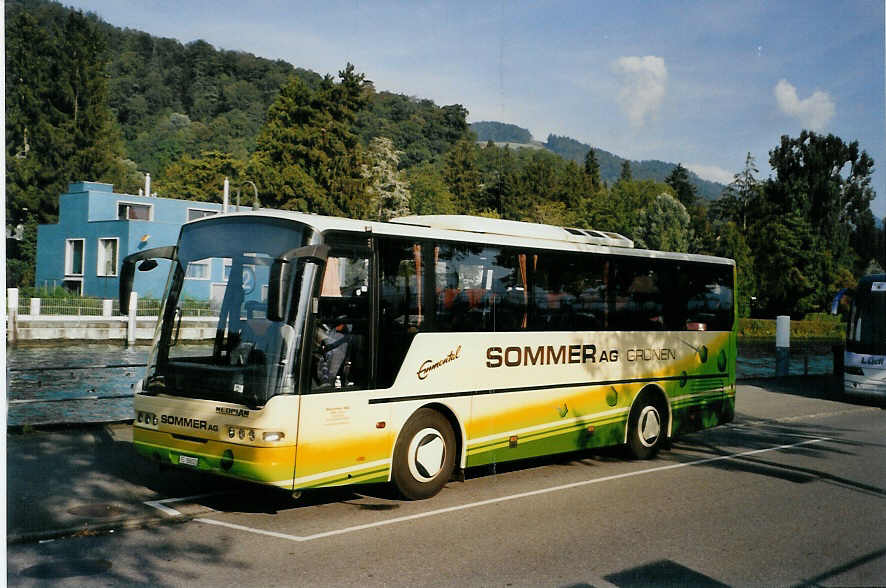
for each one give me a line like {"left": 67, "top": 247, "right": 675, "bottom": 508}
{"left": 738, "top": 317, "right": 845, "bottom": 343}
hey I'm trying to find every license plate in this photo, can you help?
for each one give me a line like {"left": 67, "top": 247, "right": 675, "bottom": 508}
{"left": 178, "top": 455, "right": 198, "bottom": 467}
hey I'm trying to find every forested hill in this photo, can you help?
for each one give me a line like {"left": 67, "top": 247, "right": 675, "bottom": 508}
{"left": 5, "top": 0, "right": 319, "bottom": 177}
{"left": 472, "top": 122, "right": 725, "bottom": 200}
{"left": 6, "top": 0, "right": 470, "bottom": 186}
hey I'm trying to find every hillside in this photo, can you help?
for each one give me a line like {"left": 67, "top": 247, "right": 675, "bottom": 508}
{"left": 6, "top": 0, "right": 471, "bottom": 184}
{"left": 472, "top": 122, "right": 726, "bottom": 200}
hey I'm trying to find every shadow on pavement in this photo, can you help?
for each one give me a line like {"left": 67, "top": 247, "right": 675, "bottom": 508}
{"left": 603, "top": 559, "right": 729, "bottom": 587}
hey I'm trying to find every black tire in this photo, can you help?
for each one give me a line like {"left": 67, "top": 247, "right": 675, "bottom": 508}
{"left": 392, "top": 408, "right": 456, "bottom": 500}
{"left": 627, "top": 394, "right": 667, "bottom": 460}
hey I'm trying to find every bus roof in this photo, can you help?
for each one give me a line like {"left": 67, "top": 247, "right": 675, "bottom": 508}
{"left": 195, "top": 209, "right": 735, "bottom": 266}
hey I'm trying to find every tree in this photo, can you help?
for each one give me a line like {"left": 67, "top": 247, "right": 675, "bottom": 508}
{"left": 6, "top": 9, "right": 128, "bottom": 287}
{"left": 470, "top": 121, "right": 532, "bottom": 143}
{"left": 583, "top": 148, "right": 602, "bottom": 192}
{"left": 442, "top": 138, "right": 481, "bottom": 213}
{"left": 749, "top": 211, "right": 821, "bottom": 316}
{"left": 665, "top": 163, "right": 698, "bottom": 209}
{"left": 364, "top": 137, "right": 411, "bottom": 221}
{"left": 529, "top": 201, "right": 572, "bottom": 226}
{"left": 593, "top": 179, "right": 671, "bottom": 237}
{"left": 56, "top": 12, "right": 128, "bottom": 185}
{"left": 161, "top": 151, "right": 244, "bottom": 202}
{"left": 619, "top": 159, "right": 632, "bottom": 182}
{"left": 713, "top": 152, "right": 760, "bottom": 231}
{"left": 248, "top": 64, "right": 372, "bottom": 218}
{"left": 6, "top": 10, "right": 62, "bottom": 225}
{"left": 767, "top": 131, "right": 875, "bottom": 270}
{"left": 634, "top": 193, "right": 690, "bottom": 252}
{"left": 748, "top": 131, "right": 879, "bottom": 315}
{"left": 474, "top": 142, "right": 520, "bottom": 216}
{"left": 769, "top": 132, "right": 874, "bottom": 228}
{"left": 355, "top": 92, "right": 471, "bottom": 169}
{"left": 406, "top": 162, "right": 456, "bottom": 215}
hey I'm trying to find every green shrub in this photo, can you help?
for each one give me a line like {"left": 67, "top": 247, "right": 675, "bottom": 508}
{"left": 738, "top": 318, "right": 844, "bottom": 341}
{"left": 804, "top": 312, "right": 840, "bottom": 323}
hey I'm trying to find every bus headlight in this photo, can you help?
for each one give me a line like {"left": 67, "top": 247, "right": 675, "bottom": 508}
{"left": 225, "top": 426, "right": 284, "bottom": 443}
{"left": 136, "top": 411, "right": 158, "bottom": 427}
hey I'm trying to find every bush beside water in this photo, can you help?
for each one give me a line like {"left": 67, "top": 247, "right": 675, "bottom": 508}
{"left": 738, "top": 315, "right": 845, "bottom": 343}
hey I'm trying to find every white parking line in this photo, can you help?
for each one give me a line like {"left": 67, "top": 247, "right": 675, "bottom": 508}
{"left": 144, "top": 493, "right": 219, "bottom": 517}
{"left": 192, "top": 437, "right": 829, "bottom": 543}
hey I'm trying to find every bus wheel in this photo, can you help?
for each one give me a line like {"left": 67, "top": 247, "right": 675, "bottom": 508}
{"left": 628, "top": 397, "right": 665, "bottom": 460}
{"left": 392, "top": 408, "right": 456, "bottom": 500}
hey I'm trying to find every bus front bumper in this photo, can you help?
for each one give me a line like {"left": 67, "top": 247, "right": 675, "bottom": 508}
{"left": 133, "top": 427, "right": 296, "bottom": 488}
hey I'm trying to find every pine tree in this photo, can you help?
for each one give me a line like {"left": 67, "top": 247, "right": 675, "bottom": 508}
{"left": 713, "top": 152, "right": 760, "bottom": 231}
{"left": 583, "top": 148, "right": 602, "bottom": 191}
{"left": 619, "top": 159, "right": 632, "bottom": 182}
{"left": 6, "top": 9, "right": 127, "bottom": 287}
{"left": 248, "top": 64, "right": 372, "bottom": 218}
{"left": 665, "top": 163, "right": 698, "bottom": 208}
{"left": 443, "top": 139, "right": 481, "bottom": 214}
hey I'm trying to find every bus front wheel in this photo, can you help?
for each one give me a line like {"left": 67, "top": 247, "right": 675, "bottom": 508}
{"left": 392, "top": 408, "right": 456, "bottom": 500}
{"left": 628, "top": 395, "right": 666, "bottom": 460}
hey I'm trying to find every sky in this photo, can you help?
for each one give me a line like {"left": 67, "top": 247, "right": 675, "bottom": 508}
{"left": 65, "top": 0, "right": 886, "bottom": 217}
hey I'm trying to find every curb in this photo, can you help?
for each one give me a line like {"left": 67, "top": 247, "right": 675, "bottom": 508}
{"left": 7, "top": 512, "right": 192, "bottom": 546}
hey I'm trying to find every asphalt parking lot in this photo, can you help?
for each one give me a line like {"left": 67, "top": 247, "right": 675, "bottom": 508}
{"left": 7, "top": 376, "right": 886, "bottom": 586}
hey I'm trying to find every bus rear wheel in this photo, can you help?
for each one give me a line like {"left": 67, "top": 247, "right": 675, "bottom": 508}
{"left": 628, "top": 396, "right": 666, "bottom": 460}
{"left": 392, "top": 408, "right": 456, "bottom": 500}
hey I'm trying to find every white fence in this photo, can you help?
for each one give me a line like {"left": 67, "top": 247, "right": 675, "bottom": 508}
{"left": 7, "top": 289, "right": 218, "bottom": 343}
{"left": 13, "top": 295, "right": 214, "bottom": 317}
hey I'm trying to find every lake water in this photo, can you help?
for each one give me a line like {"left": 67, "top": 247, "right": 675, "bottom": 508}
{"left": 6, "top": 341, "right": 839, "bottom": 426}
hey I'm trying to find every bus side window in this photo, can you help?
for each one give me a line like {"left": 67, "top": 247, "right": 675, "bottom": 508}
{"left": 610, "top": 260, "right": 665, "bottom": 331}
{"left": 682, "top": 264, "right": 734, "bottom": 332}
{"left": 433, "top": 244, "right": 524, "bottom": 333}
{"left": 377, "top": 239, "right": 425, "bottom": 389}
{"left": 531, "top": 251, "right": 606, "bottom": 331}
{"left": 310, "top": 251, "right": 370, "bottom": 392}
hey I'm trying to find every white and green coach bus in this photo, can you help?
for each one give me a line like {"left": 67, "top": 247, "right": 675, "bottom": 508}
{"left": 121, "top": 212, "right": 736, "bottom": 499}
{"left": 842, "top": 274, "right": 886, "bottom": 400}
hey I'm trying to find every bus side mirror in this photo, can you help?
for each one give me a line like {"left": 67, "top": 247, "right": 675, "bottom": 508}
{"left": 830, "top": 288, "right": 852, "bottom": 315}
{"left": 120, "top": 245, "right": 177, "bottom": 315}
{"left": 267, "top": 244, "right": 329, "bottom": 323}
{"left": 267, "top": 258, "right": 295, "bottom": 323}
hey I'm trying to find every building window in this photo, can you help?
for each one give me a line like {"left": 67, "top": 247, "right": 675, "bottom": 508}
{"left": 97, "top": 238, "right": 119, "bottom": 277}
{"left": 187, "top": 208, "right": 218, "bottom": 221}
{"left": 65, "top": 239, "right": 85, "bottom": 276}
{"left": 62, "top": 279, "right": 83, "bottom": 295}
{"left": 185, "top": 260, "right": 210, "bottom": 280}
{"left": 118, "top": 202, "right": 152, "bottom": 221}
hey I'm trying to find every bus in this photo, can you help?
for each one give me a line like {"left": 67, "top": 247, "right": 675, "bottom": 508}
{"left": 842, "top": 274, "right": 886, "bottom": 400}
{"left": 121, "top": 212, "right": 736, "bottom": 500}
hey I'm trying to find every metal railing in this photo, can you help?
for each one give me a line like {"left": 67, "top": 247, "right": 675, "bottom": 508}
{"left": 15, "top": 296, "right": 215, "bottom": 317}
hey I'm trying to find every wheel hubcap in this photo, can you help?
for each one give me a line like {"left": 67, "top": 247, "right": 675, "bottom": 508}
{"left": 408, "top": 428, "right": 445, "bottom": 482}
{"left": 638, "top": 406, "right": 661, "bottom": 447}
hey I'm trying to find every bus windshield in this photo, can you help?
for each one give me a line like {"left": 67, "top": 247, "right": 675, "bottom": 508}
{"left": 847, "top": 280, "right": 886, "bottom": 356}
{"left": 143, "top": 217, "right": 315, "bottom": 407}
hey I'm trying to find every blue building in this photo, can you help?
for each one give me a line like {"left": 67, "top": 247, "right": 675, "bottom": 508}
{"left": 36, "top": 181, "right": 225, "bottom": 300}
